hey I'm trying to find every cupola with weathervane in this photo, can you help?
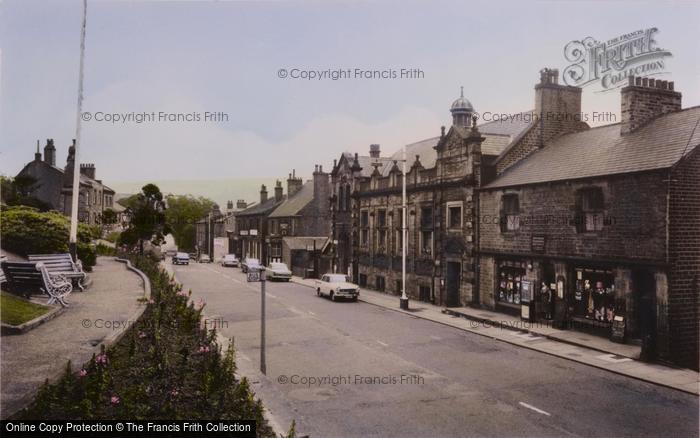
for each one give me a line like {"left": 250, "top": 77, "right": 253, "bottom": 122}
{"left": 450, "top": 86, "right": 474, "bottom": 128}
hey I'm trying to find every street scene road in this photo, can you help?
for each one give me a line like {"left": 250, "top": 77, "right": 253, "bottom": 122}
{"left": 173, "top": 262, "right": 699, "bottom": 437}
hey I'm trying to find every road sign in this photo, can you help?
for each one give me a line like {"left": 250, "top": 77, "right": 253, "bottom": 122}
{"left": 247, "top": 271, "right": 261, "bottom": 282}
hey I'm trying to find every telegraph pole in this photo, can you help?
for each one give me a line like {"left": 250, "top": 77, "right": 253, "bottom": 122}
{"left": 400, "top": 146, "right": 409, "bottom": 310}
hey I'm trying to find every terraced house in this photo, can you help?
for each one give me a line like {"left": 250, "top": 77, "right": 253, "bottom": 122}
{"left": 478, "top": 72, "right": 700, "bottom": 370}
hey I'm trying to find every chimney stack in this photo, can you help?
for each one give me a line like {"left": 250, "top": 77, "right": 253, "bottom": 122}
{"left": 287, "top": 169, "right": 303, "bottom": 197}
{"left": 227, "top": 200, "right": 234, "bottom": 210}
{"left": 312, "top": 163, "right": 330, "bottom": 214}
{"left": 369, "top": 144, "right": 381, "bottom": 158}
{"left": 621, "top": 76, "right": 682, "bottom": 135}
{"left": 534, "top": 68, "right": 584, "bottom": 147}
{"left": 43, "top": 138, "right": 56, "bottom": 165}
{"left": 34, "top": 140, "right": 42, "bottom": 161}
{"left": 274, "top": 180, "right": 284, "bottom": 202}
{"left": 80, "top": 163, "right": 96, "bottom": 179}
{"left": 260, "top": 184, "right": 268, "bottom": 203}
{"left": 236, "top": 199, "right": 247, "bottom": 210}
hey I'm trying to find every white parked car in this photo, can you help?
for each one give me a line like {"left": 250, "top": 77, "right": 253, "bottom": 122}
{"left": 267, "top": 262, "right": 292, "bottom": 281}
{"left": 198, "top": 254, "right": 212, "bottom": 263}
{"left": 221, "top": 254, "right": 240, "bottom": 267}
{"left": 172, "top": 252, "right": 190, "bottom": 265}
{"left": 315, "top": 273, "right": 359, "bottom": 302}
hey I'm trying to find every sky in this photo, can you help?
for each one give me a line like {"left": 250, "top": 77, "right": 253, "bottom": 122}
{"left": 1, "top": 0, "right": 699, "bottom": 187}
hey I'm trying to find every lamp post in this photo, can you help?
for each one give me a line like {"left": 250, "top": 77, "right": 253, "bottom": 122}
{"left": 400, "top": 146, "right": 409, "bottom": 310}
{"left": 68, "top": 0, "right": 88, "bottom": 262}
{"left": 260, "top": 266, "right": 267, "bottom": 375}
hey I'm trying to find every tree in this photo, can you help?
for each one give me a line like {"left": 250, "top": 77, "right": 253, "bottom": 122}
{"left": 165, "top": 195, "right": 215, "bottom": 252}
{"left": 0, "top": 175, "right": 52, "bottom": 211}
{"left": 121, "top": 184, "right": 170, "bottom": 254}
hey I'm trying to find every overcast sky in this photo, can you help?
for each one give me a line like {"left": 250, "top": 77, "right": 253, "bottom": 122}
{"left": 2, "top": 0, "right": 699, "bottom": 183}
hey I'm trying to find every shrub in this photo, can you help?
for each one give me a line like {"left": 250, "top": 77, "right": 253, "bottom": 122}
{"left": 105, "top": 231, "right": 121, "bottom": 243}
{"left": 0, "top": 206, "right": 97, "bottom": 271}
{"left": 15, "top": 255, "right": 277, "bottom": 436}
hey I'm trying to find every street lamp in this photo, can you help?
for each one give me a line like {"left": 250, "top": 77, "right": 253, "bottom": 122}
{"left": 400, "top": 146, "right": 409, "bottom": 310}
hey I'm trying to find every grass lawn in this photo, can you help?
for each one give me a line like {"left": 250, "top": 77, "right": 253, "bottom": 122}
{"left": 1, "top": 292, "right": 52, "bottom": 326}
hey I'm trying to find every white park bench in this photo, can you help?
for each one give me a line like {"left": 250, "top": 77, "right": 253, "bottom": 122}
{"left": 0, "top": 261, "right": 73, "bottom": 307}
{"left": 27, "top": 253, "right": 87, "bottom": 291}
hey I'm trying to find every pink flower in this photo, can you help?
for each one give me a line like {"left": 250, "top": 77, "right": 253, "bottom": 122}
{"left": 148, "top": 299, "right": 155, "bottom": 305}
{"left": 138, "top": 331, "right": 147, "bottom": 338}
{"left": 110, "top": 395, "right": 120, "bottom": 405}
{"left": 78, "top": 369, "right": 87, "bottom": 377}
{"left": 197, "top": 345, "right": 210, "bottom": 354}
{"left": 95, "top": 353, "right": 108, "bottom": 365}
{"left": 170, "top": 388, "right": 179, "bottom": 396}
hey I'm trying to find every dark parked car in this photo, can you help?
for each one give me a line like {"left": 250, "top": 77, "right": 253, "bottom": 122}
{"left": 241, "top": 258, "right": 261, "bottom": 273}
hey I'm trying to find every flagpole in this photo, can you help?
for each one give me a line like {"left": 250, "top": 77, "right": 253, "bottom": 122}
{"left": 69, "top": 0, "right": 88, "bottom": 261}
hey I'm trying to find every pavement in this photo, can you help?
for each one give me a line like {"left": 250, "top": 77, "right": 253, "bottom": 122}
{"left": 292, "top": 276, "right": 699, "bottom": 396}
{"left": 0, "top": 257, "right": 147, "bottom": 419}
{"left": 170, "top": 261, "right": 699, "bottom": 437}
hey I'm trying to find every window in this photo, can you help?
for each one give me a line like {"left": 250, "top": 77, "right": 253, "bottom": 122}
{"left": 359, "top": 274, "right": 367, "bottom": 287}
{"left": 420, "top": 207, "right": 433, "bottom": 228}
{"left": 573, "top": 268, "right": 616, "bottom": 322}
{"left": 375, "top": 275, "right": 385, "bottom": 292}
{"left": 377, "top": 209, "right": 387, "bottom": 250}
{"left": 421, "top": 230, "right": 433, "bottom": 255}
{"left": 577, "top": 188, "right": 604, "bottom": 232}
{"left": 497, "top": 264, "right": 526, "bottom": 305}
{"left": 345, "top": 185, "right": 351, "bottom": 211}
{"left": 396, "top": 280, "right": 402, "bottom": 294}
{"left": 501, "top": 194, "right": 520, "bottom": 232}
{"left": 270, "top": 242, "right": 282, "bottom": 258}
{"left": 360, "top": 210, "right": 369, "bottom": 246}
{"left": 419, "top": 285, "right": 431, "bottom": 302}
{"left": 447, "top": 202, "right": 463, "bottom": 229}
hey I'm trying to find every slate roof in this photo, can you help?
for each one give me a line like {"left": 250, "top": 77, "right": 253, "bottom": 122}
{"left": 235, "top": 195, "right": 285, "bottom": 217}
{"left": 484, "top": 106, "right": 700, "bottom": 189}
{"left": 269, "top": 180, "right": 314, "bottom": 218}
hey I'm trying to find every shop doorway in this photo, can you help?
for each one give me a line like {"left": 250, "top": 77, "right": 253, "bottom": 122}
{"left": 634, "top": 269, "right": 657, "bottom": 359}
{"left": 538, "top": 262, "right": 556, "bottom": 321}
{"left": 445, "top": 262, "right": 461, "bottom": 307}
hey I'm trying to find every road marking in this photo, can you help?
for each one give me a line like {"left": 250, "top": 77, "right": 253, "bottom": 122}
{"left": 519, "top": 402, "right": 551, "bottom": 416}
{"left": 376, "top": 340, "right": 388, "bottom": 347}
{"left": 267, "top": 293, "right": 277, "bottom": 298}
{"left": 308, "top": 311, "right": 316, "bottom": 316}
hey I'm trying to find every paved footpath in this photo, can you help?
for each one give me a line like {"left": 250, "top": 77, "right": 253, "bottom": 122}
{"left": 292, "top": 276, "right": 700, "bottom": 396}
{"left": 1, "top": 257, "right": 146, "bottom": 419}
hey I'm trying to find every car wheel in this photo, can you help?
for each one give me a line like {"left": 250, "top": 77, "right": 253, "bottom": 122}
{"left": 330, "top": 291, "right": 336, "bottom": 302}
{"left": 316, "top": 288, "right": 321, "bottom": 297}
{"left": 352, "top": 296, "right": 358, "bottom": 302}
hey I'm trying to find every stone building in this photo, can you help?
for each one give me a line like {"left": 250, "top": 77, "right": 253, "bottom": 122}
{"left": 477, "top": 73, "right": 699, "bottom": 370}
{"left": 330, "top": 89, "right": 532, "bottom": 306}
{"left": 233, "top": 184, "right": 286, "bottom": 262}
{"left": 16, "top": 139, "right": 115, "bottom": 225}
{"left": 267, "top": 166, "right": 331, "bottom": 277}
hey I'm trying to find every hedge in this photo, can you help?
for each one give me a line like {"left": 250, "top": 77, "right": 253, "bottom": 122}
{"left": 0, "top": 206, "right": 97, "bottom": 271}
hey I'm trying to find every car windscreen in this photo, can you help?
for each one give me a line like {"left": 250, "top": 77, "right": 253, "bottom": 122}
{"left": 328, "top": 275, "right": 348, "bottom": 282}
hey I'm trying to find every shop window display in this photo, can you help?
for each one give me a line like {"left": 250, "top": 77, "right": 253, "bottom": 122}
{"left": 573, "top": 268, "right": 617, "bottom": 322}
{"left": 497, "top": 264, "right": 525, "bottom": 305}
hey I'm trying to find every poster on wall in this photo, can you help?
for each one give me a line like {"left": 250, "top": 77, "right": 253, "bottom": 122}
{"left": 521, "top": 280, "right": 532, "bottom": 303}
